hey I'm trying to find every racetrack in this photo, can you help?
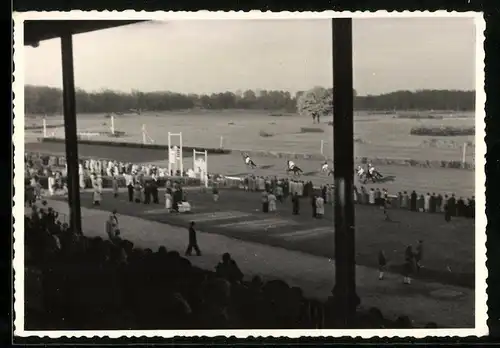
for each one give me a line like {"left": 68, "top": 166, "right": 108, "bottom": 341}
{"left": 26, "top": 140, "right": 475, "bottom": 197}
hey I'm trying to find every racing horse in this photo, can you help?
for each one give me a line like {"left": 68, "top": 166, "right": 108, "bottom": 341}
{"left": 286, "top": 160, "right": 303, "bottom": 176}
{"left": 321, "top": 161, "right": 334, "bottom": 176}
{"left": 242, "top": 153, "right": 257, "bottom": 169}
{"left": 356, "top": 165, "right": 376, "bottom": 184}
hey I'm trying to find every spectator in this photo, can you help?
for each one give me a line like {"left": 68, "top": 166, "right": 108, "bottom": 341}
{"left": 268, "top": 191, "right": 277, "bottom": 212}
{"left": 215, "top": 253, "right": 244, "bottom": 284}
{"left": 415, "top": 240, "right": 424, "bottom": 273}
{"left": 311, "top": 194, "right": 317, "bottom": 218}
{"left": 410, "top": 190, "right": 417, "bottom": 211}
{"left": 292, "top": 192, "right": 300, "bottom": 215}
{"left": 315, "top": 195, "right": 325, "bottom": 219}
{"left": 403, "top": 245, "right": 415, "bottom": 284}
{"left": 185, "top": 221, "right": 201, "bottom": 257}
{"left": 378, "top": 250, "right": 387, "bottom": 280}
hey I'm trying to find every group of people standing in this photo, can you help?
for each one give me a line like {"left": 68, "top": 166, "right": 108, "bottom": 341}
{"left": 355, "top": 186, "right": 475, "bottom": 220}
{"left": 377, "top": 240, "right": 424, "bottom": 285}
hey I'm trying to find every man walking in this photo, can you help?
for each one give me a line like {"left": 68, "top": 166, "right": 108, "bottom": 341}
{"left": 185, "top": 221, "right": 201, "bottom": 256}
{"left": 125, "top": 173, "right": 134, "bottom": 202}
{"left": 415, "top": 240, "right": 424, "bottom": 273}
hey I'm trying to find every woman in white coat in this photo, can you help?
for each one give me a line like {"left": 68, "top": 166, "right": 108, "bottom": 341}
{"left": 424, "top": 193, "right": 431, "bottom": 212}
{"left": 369, "top": 188, "right": 376, "bottom": 205}
{"left": 268, "top": 191, "right": 277, "bottom": 212}
{"left": 165, "top": 190, "right": 173, "bottom": 211}
{"left": 92, "top": 177, "right": 102, "bottom": 206}
{"left": 315, "top": 196, "right": 325, "bottom": 218}
{"left": 48, "top": 173, "right": 55, "bottom": 196}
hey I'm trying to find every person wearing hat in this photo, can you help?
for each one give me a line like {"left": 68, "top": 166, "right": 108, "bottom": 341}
{"left": 185, "top": 221, "right": 201, "bottom": 256}
{"left": 106, "top": 209, "right": 120, "bottom": 242}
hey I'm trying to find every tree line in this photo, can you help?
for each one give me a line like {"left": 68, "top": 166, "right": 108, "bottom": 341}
{"left": 24, "top": 85, "right": 475, "bottom": 116}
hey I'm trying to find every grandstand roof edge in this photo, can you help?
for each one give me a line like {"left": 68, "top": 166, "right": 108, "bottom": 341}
{"left": 23, "top": 20, "right": 147, "bottom": 46}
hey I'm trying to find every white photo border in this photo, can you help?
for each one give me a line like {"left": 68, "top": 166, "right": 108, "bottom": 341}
{"left": 12, "top": 10, "right": 488, "bottom": 339}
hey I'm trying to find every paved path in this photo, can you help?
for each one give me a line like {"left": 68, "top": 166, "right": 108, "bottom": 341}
{"left": 35, "top": 198, "right": 474, "bottom": 328}
{"left": 25, "top": 141, "right": 475, "bottom": 197}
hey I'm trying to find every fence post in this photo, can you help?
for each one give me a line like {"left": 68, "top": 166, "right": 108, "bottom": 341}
{"left": 462, "top": 142, "right": 467, "bottom": 168}
{"left": 110, "top": 114, "right": 115, "bottom": 135}
{"left": 43, "top": 118, "right": 47, "bottom": 138}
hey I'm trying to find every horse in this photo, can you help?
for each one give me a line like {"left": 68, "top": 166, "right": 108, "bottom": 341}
{"left": 321, "top": 161, "right": 333, "bottom": 176}
{"left": 242, "top": 153, "right": 257, "bottom": 169}
{"left": 357, "top": 171, "right": 378, "bottom": 184}
{"left": 286, "top": 160, "right": 303, "bottom": 176}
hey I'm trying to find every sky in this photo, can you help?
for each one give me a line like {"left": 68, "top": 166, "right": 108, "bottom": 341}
{"left": 23, "top": 17, "right": 477, "bottom": 96}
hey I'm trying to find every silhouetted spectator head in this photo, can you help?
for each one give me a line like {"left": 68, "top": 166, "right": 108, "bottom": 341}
{"left": 158, "top": 246, "right": 167, "bottom": 254}
{"left": 190, "top": 221, "right": 195, "bottom": 227}
{"left": 222, "top": 253, "right": 231, "bottom": 263}
{"left": 251, "top": 275, "right": 263, "bottom": 289}
{"left": 395, "top": 315, "right": 412, "bottom": 328}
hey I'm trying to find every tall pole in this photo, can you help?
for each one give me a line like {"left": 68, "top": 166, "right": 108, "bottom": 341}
{"left": 60, "top": 28, "right": 82, "bottom": 235}
{"left": 331, "top": 18, "right": 359, "bottom": 326}
{"left": 110, "top": 114, "right": 115, "bottom": 135}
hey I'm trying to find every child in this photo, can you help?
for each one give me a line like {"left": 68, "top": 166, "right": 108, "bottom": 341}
{"left": 378, "top": 250, "right": 387, "bottom": 280}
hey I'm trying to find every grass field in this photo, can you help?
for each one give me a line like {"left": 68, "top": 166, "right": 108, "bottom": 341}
{"left": 50, "top": 188, "right": 474, "bottom": 288}
{"left": 25, "top": 110, "right": 476, "bottom": 163}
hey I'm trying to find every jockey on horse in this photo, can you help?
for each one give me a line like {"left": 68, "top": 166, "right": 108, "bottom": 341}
{"left": 286, "top": 160, "right": 303, "bottom": 175}
{"left": 321, "top": 160, "right": 333, "bottom": 176}
{"left": 367, "top": 163, "right": 383, "bottom": 180}
{"left": 242, "top": 153, "right": 257, "bottom": 169}
{"left": 356, "top": 165, "right": 374, "bottom": 184}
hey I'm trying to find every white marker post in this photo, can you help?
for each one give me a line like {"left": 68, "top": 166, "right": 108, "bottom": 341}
{"left": 142, "top": 124, "right": 146, "bottom": 144}
{"left": 220, "top": 136, "right": 224, "bottom": 149}
{"left": 110, "top": 114, "right": 115, "bottom": 135}
{"left": 168, "top": 132, "right": 183, "bottom": 176}
{"left": 42, "top": 118, "right": 47, "bottom": 138}
{"left": 320, "top": 140, "right": 325, "bottom": 156}
{"left": 462, "top": 142, "right": 467, "bottom": 168}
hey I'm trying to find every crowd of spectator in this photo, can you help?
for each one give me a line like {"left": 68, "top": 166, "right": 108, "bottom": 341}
{"left": 25, "top": 152, "right": 474, "bottom": 221}
{"left": 24, "top": 203, "right": 440, "bottom": 330}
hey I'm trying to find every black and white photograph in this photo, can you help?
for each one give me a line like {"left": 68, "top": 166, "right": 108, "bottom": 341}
{"left": 13, "top": 11, "right": 487, "bottom": 338}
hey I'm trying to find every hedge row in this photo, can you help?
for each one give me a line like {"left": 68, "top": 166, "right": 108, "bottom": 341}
{"left": 357, "top": 157, "right": 475, "bottom": 170}
{"left": 39, "top": 137, "right": 232, "bottom": 155}
{"left": 410, "top": 126, "right": 475, "bottom": 136}
{"left": 36, "top": 174, "right": 202, "bottom": 190}
{"left": 25, "top": 123, "right": 64, "bottom": 130}
{"left": 393, "top": 114, "right": 443, "bottom": 120}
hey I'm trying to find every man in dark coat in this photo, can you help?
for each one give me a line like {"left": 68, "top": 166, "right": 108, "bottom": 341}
{"left": 311, "top": 194, "right": 317, "bottom": 218}
{"left": 127, "top": 175, "right": 134, "bottom": 202}
{"left": 415, "top": 240, "right": 424, "bottom": 273}
{"left": 444, "top": 204, "right": 451, "bottom": 222}
{"left": 321, "top": 185, "right": 327, "bottom": 203}
{"left": 185, "top": 221, "right": 201, "bottom": 256}
{"left": 468, "top": 196, "right": 475, "bottom": 218}
{"left": 429, "top": 193, "right": 437, "bottom": 213}
{"left": 448, "top": 194, "right": 457, "bottom": 217}
{"left": 457, "top": 197, "right": 465, "bottom": 217}
{"left": 292, "top": 192, "right": 300, "bottom": 215}
{"left": 410, "top": 191, "right": 417, "bottom": 212}
{"left": 151, "top": 178, "right": 159, "bottom": 204}
{"left": 144, "top": 180, "right": 151, "bottom": 204}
